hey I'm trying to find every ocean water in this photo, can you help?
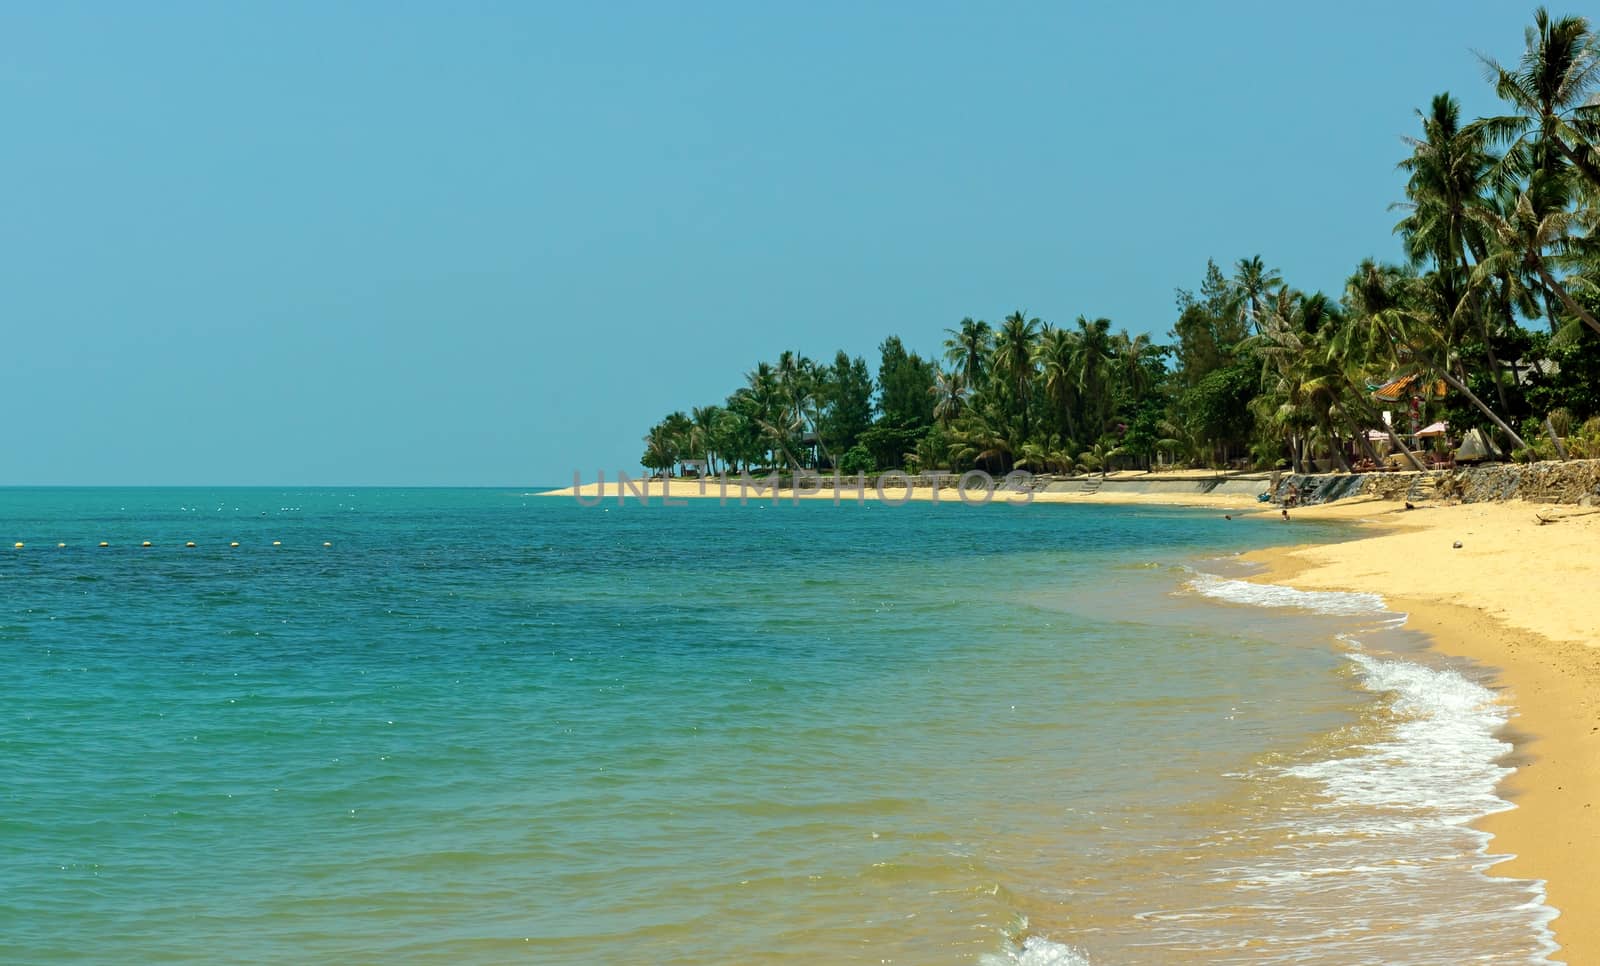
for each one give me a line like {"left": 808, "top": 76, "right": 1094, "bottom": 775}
{"left": 0, "top": 489, "right": 1557, "bottom": 963}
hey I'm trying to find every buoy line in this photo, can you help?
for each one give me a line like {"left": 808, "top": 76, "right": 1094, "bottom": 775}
{"left": 10, "top": 541, "right": 338, "bottom": 549}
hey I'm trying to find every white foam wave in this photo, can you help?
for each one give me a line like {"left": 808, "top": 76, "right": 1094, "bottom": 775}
{"left": 1184, "top": 573, "right": 1388, "bottom": 616}
{"left": 1264, "top": 653, "right": 1558, "bottom": 958}
{"left": 1181, "top": 568, "right": 1557, "bottom": 958}
{"left": 1289, "top": 653, "right": 1512, "bottom": 823}
{"left": 980, "top": 936, "right": 1092, "bottom": 966}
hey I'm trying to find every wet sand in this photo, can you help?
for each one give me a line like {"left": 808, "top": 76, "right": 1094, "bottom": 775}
{"left": 1245, "top": 499, "right": 1600, "bottom": 964}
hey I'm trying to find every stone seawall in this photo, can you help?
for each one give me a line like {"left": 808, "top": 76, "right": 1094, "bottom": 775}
{"left": 1274, "top": 459, "right": 1600, "bottom": 507}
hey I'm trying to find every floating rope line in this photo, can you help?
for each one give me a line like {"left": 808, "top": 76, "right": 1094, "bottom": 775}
{"left": 12, "top": 540, "right": 338, "bottom": 549}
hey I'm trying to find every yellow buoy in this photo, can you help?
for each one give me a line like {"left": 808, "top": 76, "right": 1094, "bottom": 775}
{"left": 141, "top": 541, "right": 152, "bottom": 548}
{"left": 58, "top": 542, "right": 66, "bottom": 548}
{"left": 99, "top": 542, "right": 109, "bottom": 548}
{"left": 229, "top": 541, "right": 239, "bottom": 548}
{"left": 12, "top": 542, "right": 22, "bottom": 549}
{"left": 272, "top": 541, "right": 282, "bottom": 546}
{"left": 323, "top": 541, "right": 332, "bottom": 547}
{"left": 185, "top": 541, "right": 196, "bottom": 548}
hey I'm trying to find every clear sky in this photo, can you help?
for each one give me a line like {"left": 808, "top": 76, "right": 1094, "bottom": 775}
{"left": 2, "top": 1, "right": 1540, "bottom": 485}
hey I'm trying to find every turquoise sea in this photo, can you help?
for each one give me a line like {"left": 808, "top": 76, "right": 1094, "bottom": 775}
{"left": 0, "top": 489, "right": 1558, "bottom": 963}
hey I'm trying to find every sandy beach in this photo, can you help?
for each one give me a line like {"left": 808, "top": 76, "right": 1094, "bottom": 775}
{"left": 1245, "top": 498, "right": 1600, "bottom": 964}
{"left": 545, "top": 475, "right": 1600, "bottom": 960}
{"left": 540, "top": 469, "right": 1273, "bottom": 509}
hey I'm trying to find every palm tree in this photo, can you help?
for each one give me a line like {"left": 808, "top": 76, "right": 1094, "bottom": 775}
{"left": 1248, "top": 288, "right": 1358, "bottom": 472}
{"left": 1394, "top": 93, "right": 1495, "bottom": 300}
{"left": 1110, "top": 329, "right": 1158, "bottom": 404}
{"left": 1342, "top": 261, "right": 1530, "bottom": 453}
{"left": 1231, "top": 256, "right": 1283, "bottom": 334}
{"left": 773, "top": 351, "right": 819, "bottom": 448}
{"left": 1014, "top": 439, "right": 1077, "bottom": 475}
{"left": 948, "top": 403, "right": 1018, "bottom": 473}
{"left": 992, "top": 311, "right": 1042, "bottom": 442}
{"left": 943, "top": 317, "right": 992, "bottom": 391}
{"left": 1334, "top": 262, "right": 1435, "bottom": 469}
{"left": 1393, "top": 95, "right": 1544, "bottom": 418}
{"left": 690, "top": 405, "right": 722, "bottom": 475}
{"left": 1075, "top": 439, "right": 1124, "bottom": 477}
{"left": 741, "top": 364, "right": 782, "bottom": 468}
{"left": 1367, "top": 304, "right": 1532, "bottom": 451}
{"left": 661, "top": 412, "right": 693, "bottom": 475}
{"left": 755, "top": 408, "right": 806, "bottom": 470}
{"left": 930, "top": 369, "right": 968, "bottom": 428}
{"left": 714, "top": 407, "right": 759, "bottom": 474}
{"left": 1035, "top": 326, "right": 1080, "bottom": 444}
{"left": 641, "top": 424, "right": 677, "bottom": 478}
{"left": 1072, "top": 316, "right": 1116, "bottom": 437}
{"left": 1474, "top": 8, "right": 1600, "bottom": 191}
{"left": 1471, "top": 180, "right": 1600, "bottom": 337}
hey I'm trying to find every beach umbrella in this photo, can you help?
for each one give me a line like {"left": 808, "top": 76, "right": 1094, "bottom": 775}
{"left": 1415, "top": 421, "right": 1449, "bottom": 437}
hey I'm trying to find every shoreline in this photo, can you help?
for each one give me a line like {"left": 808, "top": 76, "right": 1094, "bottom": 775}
{"left": 537, "top": 471, "right": 1276, "bottom": 511}
{"left": 548, "top": 474, "right": 1598, "bottom": 957}
{"left": 1243, "top": 499, "right": 1600, "bottom": 963}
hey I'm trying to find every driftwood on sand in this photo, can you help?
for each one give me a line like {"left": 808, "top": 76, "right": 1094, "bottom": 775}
{"left": 1535, "top": 508, "right": 1600, "bottom": 525}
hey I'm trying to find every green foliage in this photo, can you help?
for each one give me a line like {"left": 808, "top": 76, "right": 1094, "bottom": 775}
{"left": 1180, "top": 361, "right": 1258, "bottom": 459}
{"left": 858, "top": 421, "right": 927, "bottom": 471}
{"left": 819, "top": 351, "right": 874, "bottom": 456}
{"left": 1171, "top": 259, "right": 1248, "bottom": 387}
{"left": 1525, "top": 328, "right": 1600, "bottom": 418}
{"left": 1119, "top": 399, "right": 1165, "bottom": 467}
{"left": 914, "top": 424, "right": 952, "bottom": 471}
{"left": 637, "top": 10, "right": 1600, "bottom": 477}
{"left": 1571, "top": 417, "right": 1600, "bottom": 458}
{"left": 837, "top": 444, "right": 875, "bottom": 475}
{"left": 875, "top": 336, "right": 936, "bottom": 429}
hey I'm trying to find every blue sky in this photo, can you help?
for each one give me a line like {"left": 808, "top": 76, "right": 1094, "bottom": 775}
{"left": 2, "top": 1, "right": 1538, "bottom": 485}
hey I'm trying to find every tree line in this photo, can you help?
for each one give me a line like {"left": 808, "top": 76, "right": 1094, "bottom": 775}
{"left": 644, "top": 8, "right": 1600, "bottom": 479}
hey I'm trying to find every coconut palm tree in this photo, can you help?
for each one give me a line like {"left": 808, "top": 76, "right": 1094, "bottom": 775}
{"left": 1474, "top": 8, "right": 1600, "bottom": 191}
{"left": 1368, "top": 304, "right": 1532, "bottom": 451}
{"left": 1072, "top": 316, "right": 1116, "bottom": 438}
{"left": 992, "top": 311, "right": 1042, "bottom": 443}
{"left": 1471, "top": 179, "right": 1600, "bottom": 337}
{"left": 740, "top": 364, "right": 783, "bottom": 467}
{"left": 1035, "top": 326, "right": 1080, "bottom": 445}
{"left": 1334, "top": 262, "right": 1436, "bottom": 469}
{"left": 1393, "top": 95, "right": 1546, "bottom": 417}
{"left": 690, "top": 405, "right": 722, "bottom": 474}
{"left": 755, "top": 408, "right": 806, "bottom": 470}
{"left": 1231, "top": 256, "right": 1283, "bottom": 334}
{"left": 641, "top": 423, "right": 677, "bottom": 478}
{"left": 661, "top": 412, "right": 693, "bottom": 475}
{"left": 1109, "top": 329, "right": 1158, "bottom": 404}
{"left": 930, "top": 368, "right": 969, "bottom": 428}
{"left": 1075, "top": 439, "right": 1123, "bottom": 477}
{"left": 714, "top": 407, "right": 759, "bottom": 474}
{"left": 1394, "top": 93, "right": 1495, "bottom": 300}
{"left": 1248, "top": 288, "right": 1359, "bottom": 472}
{"left": 1343, "top": 259, "right": 1530, "bottom": 453}
{"left": 948, "top": 402, "right": 1018, "bottom": 473}
{"left": 943, "top": 317, "right": 992, "bottom": 391}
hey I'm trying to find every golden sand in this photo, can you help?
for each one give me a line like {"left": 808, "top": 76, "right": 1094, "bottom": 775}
{"left": 539, "top": 470, "right": 1269, "bottom": 509}
{"left": 1245, "top": 499, "right": 1600, "bottom": 963}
